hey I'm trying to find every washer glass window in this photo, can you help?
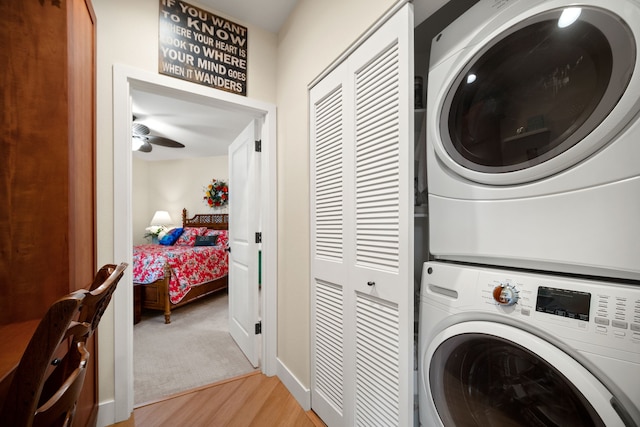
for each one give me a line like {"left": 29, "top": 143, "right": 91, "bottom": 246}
{"left": 444, "top": 7, "right": 635, "bottom": 174}
{"left": 429, "top": 334, "right": 605, "bottom": 426}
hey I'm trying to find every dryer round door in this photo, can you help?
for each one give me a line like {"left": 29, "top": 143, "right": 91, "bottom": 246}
{"left": 421, "top": 321, "right": 631, "bottom": 426}
{"left": 433, "top": 3, "right": 639, "bottom": 185}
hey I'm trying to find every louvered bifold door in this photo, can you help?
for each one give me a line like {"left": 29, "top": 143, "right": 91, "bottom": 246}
{"left": 310, "top": 60, "right": 349, "bottom": 427}
{"left": 347, "top": 4, "right": 414, "bottom": 427}
{"left": 310, "top": 3, "right": 413, "bottom": 426}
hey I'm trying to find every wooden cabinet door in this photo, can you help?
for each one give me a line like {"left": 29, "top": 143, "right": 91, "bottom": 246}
{"left": 0, "top": 0, "right": 72, "bottom": 322}
{"left": 68, "top": 2, "right": 98, "bottom": 425}
{"left": 0, "top": 0, "right": 97, "bottom": 425}
{"left": 68, "top": 0, "right": 97, "bottom": 299}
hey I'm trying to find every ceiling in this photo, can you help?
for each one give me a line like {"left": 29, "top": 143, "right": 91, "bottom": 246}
{"left": 197, "top": 0, "right": 298, "bottom": 34}
{"left": 196, "top": 0, "right": 451, "bottom": 33}
{"left": 133, "top": 0, "right": 452, "bottom": 162}
{"left": 131, "top": 88, "right": 255, "bottom": 161}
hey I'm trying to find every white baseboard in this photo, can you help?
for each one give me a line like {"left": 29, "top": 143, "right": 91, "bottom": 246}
{"left": 97, "top": 399, "right": 133, "bottom": 427}
{"left": 96, "top": 399, "right": 115, "bottom": 427}
{"left": 276, "top": 357, "right": 311, "bottom": 411}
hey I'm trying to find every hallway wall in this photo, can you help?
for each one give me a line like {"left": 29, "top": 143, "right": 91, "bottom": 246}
{"left": 93, "top": 0, "right": 400, "bottom": 419}
{"left": 92, "top": 0, "right": 276, "bottom": 408}
{"left": 274, "top": 0, "right": 397, "bottom": 386}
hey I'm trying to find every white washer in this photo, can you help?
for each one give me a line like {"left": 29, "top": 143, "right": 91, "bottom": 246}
{"left": 425, "top": 0, "right": 640, "bottom": 280}
{"left": 419, "top": 261, "right": 640, "bottom": 426}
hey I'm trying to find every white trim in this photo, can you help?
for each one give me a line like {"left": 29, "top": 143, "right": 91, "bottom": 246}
{"left": 96, "top": 399, "right": 115, "bottom": 427}
{"left": 260, "top": 104, "right": 278, "bottom": 377}
{"left": 277, "top": 357, "right": 311, "bottom": 411}
{"left": 110, "top": 64, "right": 278, "bottom": 423}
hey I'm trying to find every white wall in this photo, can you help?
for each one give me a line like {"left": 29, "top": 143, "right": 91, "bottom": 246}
{"left": 132, "top": 156, "right": 229, "bottom": 245}
{"left": 92, "top": 0, "right": 276, "bottom": 409}
{"left": 93, "top": 0, "right": 398, "bottom": 419}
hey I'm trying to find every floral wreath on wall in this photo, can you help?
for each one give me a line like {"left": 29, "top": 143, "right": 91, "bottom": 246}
{"left": 203, "top": 178, "right": 229, "bottom": 208}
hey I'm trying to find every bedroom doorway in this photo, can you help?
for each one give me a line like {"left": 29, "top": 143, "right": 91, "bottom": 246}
{"left": 113, "top": 65, "right": 277, "bottom": 420}
{"left": 129, "top": 105, "right": 257, "bottom": 404}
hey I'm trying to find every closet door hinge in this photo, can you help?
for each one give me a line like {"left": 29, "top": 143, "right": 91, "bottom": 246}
{"left": 255, "top": 321, "right": 262, "bottom": 335}
{"left": 255, "top": 140, "right": 262, "bottom": 152}
{"left": 255, "top": 232, "right": 262, "bottom": 243}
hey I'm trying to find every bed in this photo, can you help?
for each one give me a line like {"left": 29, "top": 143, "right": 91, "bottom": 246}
{"left": 133, "top": 209, "right": 229, "bottom": 324}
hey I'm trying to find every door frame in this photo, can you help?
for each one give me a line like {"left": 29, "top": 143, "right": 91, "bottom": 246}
{"left": 111, "top": 64, "right": 277, "bottom": 421}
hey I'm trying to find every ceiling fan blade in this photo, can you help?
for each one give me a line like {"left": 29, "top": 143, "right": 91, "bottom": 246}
{"left": 138, "top": 141, "right": 153, "bottom": 152}
{"left": 147, "top": 135, "right": 185, "bottom": 148}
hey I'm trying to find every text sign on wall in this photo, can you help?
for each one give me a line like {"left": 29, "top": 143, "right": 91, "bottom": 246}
{"left": 159, "top": 0, "right": 248, "bottom": 96}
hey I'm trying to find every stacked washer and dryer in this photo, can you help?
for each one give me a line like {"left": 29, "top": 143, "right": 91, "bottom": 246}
{"left": 419, "top": 0, "right": 640, "bottom": 425}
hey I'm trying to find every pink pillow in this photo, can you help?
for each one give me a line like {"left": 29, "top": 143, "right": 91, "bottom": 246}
{"left": 174, "top": 227, "right": 207, "bottom": 246}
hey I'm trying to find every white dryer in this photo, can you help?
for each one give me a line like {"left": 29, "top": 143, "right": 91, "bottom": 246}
{"left": 418, "top": 261, "right": 640, "bottom": 426}
{"left": 425, "top": 0, "right": 640, "bottom": 280}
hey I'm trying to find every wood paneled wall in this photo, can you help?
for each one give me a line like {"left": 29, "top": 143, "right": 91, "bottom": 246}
{"left": 0, "top": 0, "right": 97, "bottom": 425}
{"left": 0, "top": 0, "right": 96, "bottom": 326}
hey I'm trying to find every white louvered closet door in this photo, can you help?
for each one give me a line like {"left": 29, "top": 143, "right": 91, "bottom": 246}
{"left": 310, "top": 58, "right": 350, "bottom": 427}
{"left": 310, "top": 3, "right": 414, "bottom": 426}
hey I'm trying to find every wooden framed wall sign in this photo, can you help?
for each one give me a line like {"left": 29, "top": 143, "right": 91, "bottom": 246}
{"left": 159, "top": 0, "right": 248, "bottom": 96}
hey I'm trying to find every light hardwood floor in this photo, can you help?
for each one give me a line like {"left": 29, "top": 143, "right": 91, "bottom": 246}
{"left": 110, "top": 371, "right": 326, "bottom": 427}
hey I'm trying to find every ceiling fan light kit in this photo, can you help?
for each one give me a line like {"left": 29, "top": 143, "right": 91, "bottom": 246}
{"left": 132, "top": 136, "right": 153, "bottom": 152}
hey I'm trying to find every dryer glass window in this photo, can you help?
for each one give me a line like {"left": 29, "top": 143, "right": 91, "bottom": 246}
{"left": 429, "top": 334, "right": 605, "bottom": 426}
{"left": 443, "top": 7, "right": 634, "bottom": 174}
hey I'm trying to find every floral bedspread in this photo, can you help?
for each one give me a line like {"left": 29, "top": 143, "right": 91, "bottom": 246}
{"left": 132, "top": 244, "right": 229, "bottom": 304}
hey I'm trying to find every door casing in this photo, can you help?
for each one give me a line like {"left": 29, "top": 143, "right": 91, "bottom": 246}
{"left": 110, "top": 64, "right": 277, "bottom": 423}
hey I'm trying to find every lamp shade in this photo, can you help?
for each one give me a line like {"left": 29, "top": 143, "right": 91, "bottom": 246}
{"left": 150, "top": 210, "right": 173, "bottom": 226}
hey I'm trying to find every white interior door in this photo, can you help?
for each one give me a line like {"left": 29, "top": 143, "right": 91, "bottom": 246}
{"left": 310, "top": 3, "right": 414, "bottom": 426}
{"left": 228, "top": 120, "right": 260, "bottom": 367}
{"left": 310, "top": 60, "right": 349, "bottom": 427}
{"left": 348, "top": 7, "right": 414, "bottom": 426}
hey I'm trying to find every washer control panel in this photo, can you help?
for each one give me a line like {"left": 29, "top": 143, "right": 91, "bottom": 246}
{"left": 476, "top": 270, "right": 640, "bottom": 349}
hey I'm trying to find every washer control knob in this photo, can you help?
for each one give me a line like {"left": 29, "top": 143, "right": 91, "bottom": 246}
{"left": 492, "top": 283, "right": 519, "bottom": 306}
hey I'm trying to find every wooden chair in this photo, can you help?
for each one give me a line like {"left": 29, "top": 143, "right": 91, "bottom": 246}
{"left": 0, "top": 263, "right": 128, "bottom": 427}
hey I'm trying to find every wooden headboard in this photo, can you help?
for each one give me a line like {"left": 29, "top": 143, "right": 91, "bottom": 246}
{"left": 182, "top": 208, "right": 229, "bottom": 230}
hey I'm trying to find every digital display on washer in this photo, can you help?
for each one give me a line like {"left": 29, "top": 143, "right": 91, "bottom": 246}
{"left": 536, "top": 287, "right": 591, "bottom": 321}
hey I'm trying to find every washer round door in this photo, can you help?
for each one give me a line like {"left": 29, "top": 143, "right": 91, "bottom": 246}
{"left": 421, "top": 321, "right": 631, "bottom": 427}
{"left": 434, "top": 4, "right": 638, "bottom": 185}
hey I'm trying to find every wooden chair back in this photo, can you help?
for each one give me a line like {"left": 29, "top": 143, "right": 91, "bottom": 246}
{"left": 32, "top": 342, "right": 89, "bottom": 427}
{"left": 0, "top": 262, "right": 127, "bottom": 427}
{"left": 0, "top": 293, "right": 85, "bottom": 426}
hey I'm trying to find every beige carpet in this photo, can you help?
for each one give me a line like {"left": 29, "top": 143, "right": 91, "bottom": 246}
{"left": 134, "top": 290, "right": 256, "bottom": 405}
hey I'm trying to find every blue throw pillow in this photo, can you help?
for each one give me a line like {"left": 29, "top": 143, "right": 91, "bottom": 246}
{"left": 194, "top": 235, "right": 218, "bottom": 246}
{"left": 159, "top": 227, "right": 184, "bottom": 245}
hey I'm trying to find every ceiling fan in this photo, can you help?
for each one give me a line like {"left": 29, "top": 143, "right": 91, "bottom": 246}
{"left": 132, "top": 116, "right": 185, "bottom": 152}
